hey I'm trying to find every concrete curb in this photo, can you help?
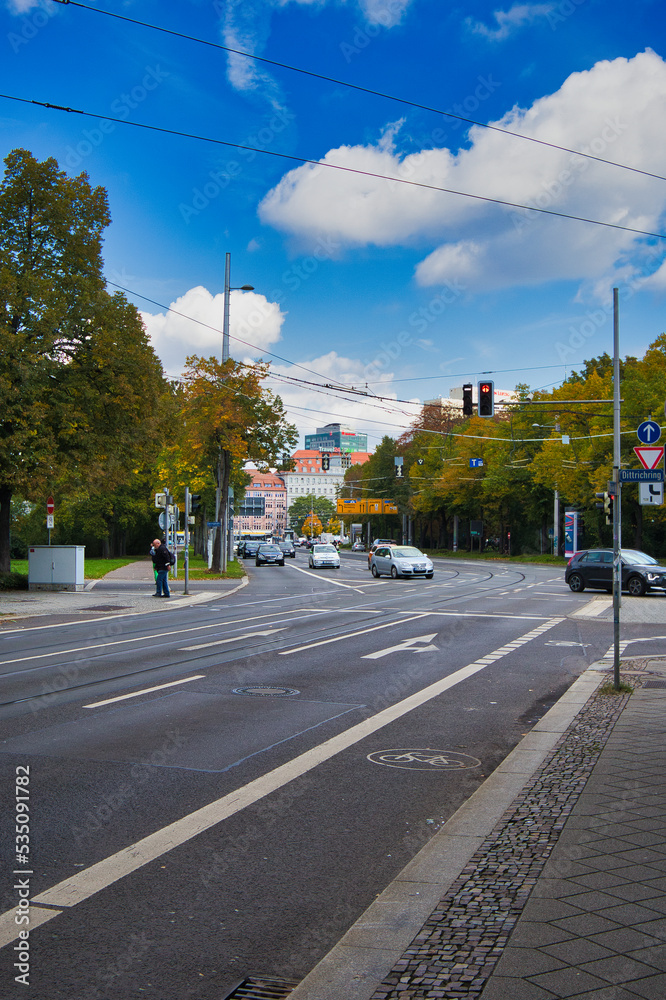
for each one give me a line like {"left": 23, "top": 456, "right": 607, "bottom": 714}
{"left": 288, "top": 665, "right": 606, "bottom": 1000}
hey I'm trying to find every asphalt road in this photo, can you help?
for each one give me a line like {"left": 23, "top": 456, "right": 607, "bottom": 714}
{"left": 1, "top": 550, "right": 665, "bottom": 999}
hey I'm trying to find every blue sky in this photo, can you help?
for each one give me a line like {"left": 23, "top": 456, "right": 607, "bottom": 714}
{"left": 2, "top": 0, "right": 666, "bottom": 450}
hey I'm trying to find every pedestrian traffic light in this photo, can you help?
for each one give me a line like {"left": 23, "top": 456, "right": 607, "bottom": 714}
{"left": 190, "top": 494, "right": 201, "bottom": 513}
{"left": 478, "top": 380, "right": 494, "bottom": 417}
{"left": 462, "top": 383, "right": 473, "bottom": 416}
{"left": 322, "top": 454, "right": 330, "bottom": 471}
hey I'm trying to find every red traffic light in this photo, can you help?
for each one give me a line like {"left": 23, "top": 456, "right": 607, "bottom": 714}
{"left": 478, "top": 380, "right": 494, "bottom": 418}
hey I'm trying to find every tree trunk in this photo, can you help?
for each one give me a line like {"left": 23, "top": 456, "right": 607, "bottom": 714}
{"left": 211, "top": 449, "right": 231, "bottom": 573}
{"left": 0, "top": 487, "right": 11, "bottom": 573}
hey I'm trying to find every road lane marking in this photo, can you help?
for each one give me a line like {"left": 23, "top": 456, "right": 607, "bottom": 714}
{"left": 362, "top": 634, "right": 438, "bottom": 659}
{"left": 278, "top": 614, "right": 429, "bottom": 655}
{"left": 83, "top": 675, "right": 206, "bottom": 708}
{"left": 287, "top": 564, "right": 363, "bottom": 590}
{"left": 179, "top": 628, "right": 287, "bottom": 651}
{"left": 0, "top": 617, "right": 564, "bottom": 948}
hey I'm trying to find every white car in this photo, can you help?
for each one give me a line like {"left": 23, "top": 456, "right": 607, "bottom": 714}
{"left": 308, "top": 543, "right": 340, "bottom": 569}
{"left": 370, "top": 545, "right": 434, "bottom": 579}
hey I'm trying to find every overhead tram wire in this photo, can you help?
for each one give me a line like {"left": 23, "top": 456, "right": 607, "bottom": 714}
{"left": 103, "top": 277, "right": 627, "bottom": 421}
{"left": 4, "top": 93, "right": 666, "bottom": 243}
{"left": 52, "top": 0, "right": 666, "bottom": 186}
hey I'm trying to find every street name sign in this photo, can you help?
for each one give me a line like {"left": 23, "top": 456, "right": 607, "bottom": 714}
{"left": 620, "top": 469, "right": 665, "bottom": 483}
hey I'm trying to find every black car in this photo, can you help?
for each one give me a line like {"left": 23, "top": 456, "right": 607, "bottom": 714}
{"left": 242, "top": 539, "right": 262, "bottom": 559}
{"left": 565, "top": 548, "right": 666, "bottom": 597}
{"left": 255, "top": 543, "right": 285, "bottom": 566}
{"left": 278, "top": 541, "right": 296, "bottom": 558}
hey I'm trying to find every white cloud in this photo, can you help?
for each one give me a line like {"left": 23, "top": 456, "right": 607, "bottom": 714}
{"left": 466, "top": 4, "right": 555, "bottom": 42}
{"left": 140, "top": 286, "right": 286, "bottom": 376}
{"left": 259, "top": 50, "right": 666, "bottom": 299}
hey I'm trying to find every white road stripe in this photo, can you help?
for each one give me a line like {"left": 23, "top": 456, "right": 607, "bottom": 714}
{"left": 83, "top": 675, "right": 206, "bottom": 708}
{"left": 0, "top": 617, "right": 563, "bottom": 948}
{"left": 287, "top": 564, "right": 363, "bottom": 590}
{"left": 278, "top": 614, "right": 429, "bottom": 655}
{"left": 179, "top": 628, "right": 286, "bottom": 651}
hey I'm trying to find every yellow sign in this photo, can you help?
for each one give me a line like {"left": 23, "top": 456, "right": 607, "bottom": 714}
{"left": 337, "top": 499, "right": 398, "bottom": 515}
{"left": 337, "top": 499, "right": 363, "bottom": 514}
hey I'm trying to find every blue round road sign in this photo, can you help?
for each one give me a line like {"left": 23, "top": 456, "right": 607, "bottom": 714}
{"left": 637, "top": 420, "right": 661, "bottom": 444}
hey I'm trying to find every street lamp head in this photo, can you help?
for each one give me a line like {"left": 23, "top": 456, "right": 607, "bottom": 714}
{"left": 239, "top": 284, "right": 254, "bottom": 292}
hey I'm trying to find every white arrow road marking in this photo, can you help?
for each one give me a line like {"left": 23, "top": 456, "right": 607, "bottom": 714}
{"left": 362, "top": 633, "right": 438, "bottom": 659}
{"left": 180, "top": 628, "right": 287, "bottom": 650}
{"left": 279, "top": 614, "right": 429, "bottom": 655}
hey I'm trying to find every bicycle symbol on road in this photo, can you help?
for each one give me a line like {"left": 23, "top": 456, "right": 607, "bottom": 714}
{"left": 367, "top": 749, "right": 482, "bottom": 770}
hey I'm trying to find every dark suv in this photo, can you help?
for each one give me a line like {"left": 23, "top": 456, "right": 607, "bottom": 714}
{"left": 565, "top": 548, "right": 666, "bottom": 596}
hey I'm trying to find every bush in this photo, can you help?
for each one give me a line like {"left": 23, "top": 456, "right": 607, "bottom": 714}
{"left": 0, "top": 572, "right": 29, "bottom": 591}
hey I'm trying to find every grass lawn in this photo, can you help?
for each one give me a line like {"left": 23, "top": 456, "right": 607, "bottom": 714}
{"left": 9, "top": 553, "right": 245, "bottom": 581}
{"left": 422, "top": 550, "right": 567, "bottom": 566}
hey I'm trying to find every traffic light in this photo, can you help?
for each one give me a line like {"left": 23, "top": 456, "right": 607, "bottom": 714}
{"left": 462, "top": 383, "right": 473, "bottom": 416}
{"left": 478, "top": 380, "right": 494, "bottom": 417}
{"left": 321, "top": 453, "right": 330, "bottom": 471}
{"left": 595, "top": 492, "right": 613, "bottom": 524}
{"left": 604, "top": 493, "right": 613, "bottom": 525}
{"left": 190, "top": 494, "right": 202, "bottom": 513}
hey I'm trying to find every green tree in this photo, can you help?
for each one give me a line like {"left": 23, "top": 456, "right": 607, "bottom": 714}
{"left": 177, "top": 356, "right": 297, "bottom": 571}
{"left": 288, "top": 494, "right": 336, "bottom": 535}
{"left": 1, "top": 148, "right": 123, "bottom": 569}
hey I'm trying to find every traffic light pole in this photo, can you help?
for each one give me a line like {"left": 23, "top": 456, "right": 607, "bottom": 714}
{"left": 612, "top": 287, "right": 621, "bottom": 690}
{"left": 184, "top": 487, "right": 190, "bottom": 596}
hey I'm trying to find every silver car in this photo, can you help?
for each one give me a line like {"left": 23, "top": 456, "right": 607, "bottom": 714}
{"left": 308, "top": 543, "right": 340, "bottom": 569}
{"left": 370, "top": 545, "right": 434, "bottom": 579}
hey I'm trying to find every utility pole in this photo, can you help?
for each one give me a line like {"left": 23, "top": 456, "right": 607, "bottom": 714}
{"left": 612, "top": 287, "right": 622, "bottom": 689}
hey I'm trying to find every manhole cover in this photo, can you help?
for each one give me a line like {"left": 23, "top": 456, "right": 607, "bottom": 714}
{"left": 367, "top": 748, "right": 481, "bottom": 770}
{"left": 89, "top": 605, "right": 131, "bottom": 612}
{"left": 232, "top": 686, "right": 300, "bottom": 697}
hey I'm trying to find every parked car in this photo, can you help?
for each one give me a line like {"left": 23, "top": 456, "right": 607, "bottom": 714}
{"left": 255, "top": 543, "right": 285, "bottom": 567}
{"left": 278, "top": 541, "right": 296, "bottom": 558}
{"left": 351, "top": 541, "right": 366, "bottom": 552}
{"left": 308, "top": 543, "right": 340, "bottom": 569}
{"left": 370, "top": 544, "right": 434, "bottom": 579}
{"left": 242, "top": 539, "right": 262, "bottom": 559}
{"left": 367, "top": 539, "right": 398, "bottom": 568}
{"left": 565, "top": 548, "right": 666, "bottom": 596}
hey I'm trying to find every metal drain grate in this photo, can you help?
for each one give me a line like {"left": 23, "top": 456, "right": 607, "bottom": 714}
{"left": 220, "top": 975, "right": 299, "bottom": 999}
{"left": 643, "top": 679, "right": 666, "bottom": 688}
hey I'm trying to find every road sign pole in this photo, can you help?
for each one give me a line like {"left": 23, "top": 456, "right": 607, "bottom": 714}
{"left": 184, "top": 487, "right": 190, "bottom": 596}
{"left": 613, "top": 287, "right": 621, "bottom": 690}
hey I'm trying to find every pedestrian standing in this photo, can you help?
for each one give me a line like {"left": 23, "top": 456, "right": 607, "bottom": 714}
{"left": 151, "top": 537, "right": 174, "bottom": 597}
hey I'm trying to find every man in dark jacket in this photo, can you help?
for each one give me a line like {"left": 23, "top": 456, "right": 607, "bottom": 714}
{"left": 151, "top": 538, "right": 174, "bottom": 597}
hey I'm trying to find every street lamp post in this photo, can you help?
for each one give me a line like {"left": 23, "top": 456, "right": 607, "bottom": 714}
{"left": 222, "top": 252, "right": 254, "bottom": 363}
{"left": 218, "top": 252, "right": 254, "bottom": 571}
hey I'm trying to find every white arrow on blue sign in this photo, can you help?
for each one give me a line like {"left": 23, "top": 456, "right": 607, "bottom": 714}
{"left": 637, "top": 419, "right": 661, "bottom": 444}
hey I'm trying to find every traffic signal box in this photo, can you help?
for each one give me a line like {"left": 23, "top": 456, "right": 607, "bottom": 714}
{"left": 462, "top": 383, "right": 473, "bottom": 416}
{"left": 478, "top": 380, "right": 494, "bottom": 417}
{"left": 595, "top": 491, "right": 613, "bottom": 525}
{"left": 321, "top": 453, "right": 330, "bottom": 471}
